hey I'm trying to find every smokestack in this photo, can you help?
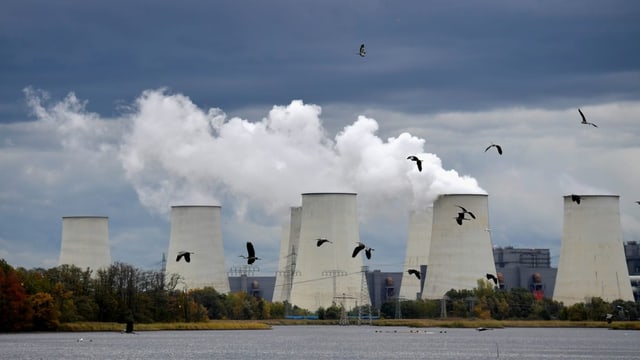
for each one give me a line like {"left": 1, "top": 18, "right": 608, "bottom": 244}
{"left": 553, "top": 195, "right": 633, "bottom": 305}
{"left": 59, "top": 216, "right": 111, "bottom": 271}
{"left": 399, "top": 208, "right": 433, "bottom": 300}
{"left": 165, "top": 205, "right": 230, "bottom": 292}
{"left": 288, "top": 193, "right": 367, "bottom": 311}
{"left": 272, "top": 206, "right": 302, "bottom": 303}
{"left": 422, "top": 194, "right": 495, "bottom": 299}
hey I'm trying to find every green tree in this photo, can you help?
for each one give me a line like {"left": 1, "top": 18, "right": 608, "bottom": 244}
{"left": 270, "top": 302, "right": 286, "bottom": 318}
{"left": 564, "top": 302, "right": 587, "bottom": 321}
{"left": 505, "top": 288, "right": 535, "bottom": 319}
{"left": 190, "top": 287, "right": 227, "bottom": 319}
{"left": 585, "top": 297, "right": 610, "bottom": 321}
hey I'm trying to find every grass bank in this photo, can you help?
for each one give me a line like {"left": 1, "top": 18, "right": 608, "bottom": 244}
{"left": 58, "top": 320, "right": 271, "bottom": 332}
{"left": 57, "top": 319, "right": 640, "bottom": 332}
{"left": 368, "top": 318, "right": 640, "bottom": 330}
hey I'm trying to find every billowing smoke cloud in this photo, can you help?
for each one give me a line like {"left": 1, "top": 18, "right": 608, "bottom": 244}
{"left": 25, "top": 88, "right": 485, "bottom": 220}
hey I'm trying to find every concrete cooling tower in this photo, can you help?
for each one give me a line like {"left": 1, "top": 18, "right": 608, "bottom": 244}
{"left": 422, "top": 194, "right": 496, "bottom": 299}
{"left": 165, "top": 205, "right": 230, "bottom": 293}
{"left": 288, "top": 193, "right": 368, "bottom": 311}
{"left": 399, "top": 208, "right": 433, "bottom": 300}
{"left": 59, "top": 216, "right": 111, "bottom": 271}
{"left": 553, "top": 195, "right": 633, "bottom": 305}
{"left": 272, "top": 206, "right": 302, "bottom": 303}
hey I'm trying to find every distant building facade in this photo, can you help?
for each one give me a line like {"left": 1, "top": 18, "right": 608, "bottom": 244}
{"left": 625, "top": 241, "right": 640, "bottom": 275}
{"left": 493, "top": 246, "right": 557, "bottom": 299}
{"left": 625, "top": 241, "right": 640, "bottom": 301}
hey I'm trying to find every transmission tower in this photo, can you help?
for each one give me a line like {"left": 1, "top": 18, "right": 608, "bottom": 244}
{"left": 334, "top": 293, "right": 355, "bottom": 325}
{"left": 157, "top": 252, "right": 167, "bottom": 290}
{"left": 441, "top": 295, "right": 448, "bottom": 318}
{"left": 358, "top": 265, "right": 372, "bottom": 325}
{"left": 276, "top": 245, "right": 300, "bottom": 317}
{"left": 322, "top": 269, "right": 347, "bottom": 300}
{"left": 394, "top": 296, "right": 406, "bottom": 319}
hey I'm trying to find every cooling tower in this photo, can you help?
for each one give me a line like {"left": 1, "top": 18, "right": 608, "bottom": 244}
{"left": 272, "top": 206, "right": 302, "bottom": 303}
{"left": 165, "top": 205, "right": 230, "bottom": 293}
{"left": 399, "top": 208, "right": 433, "bottom": 300}
{"left": 553, "top": 195, "right": 633, "bottom": 305}
{"left": 422, "top": 194, "right": 496, "bottom": 299}
{"left": 288, "top": 193, "right": 367, "bottom": 311}
{"left": 59, "top": 216, "right": 111, "bottom": 271}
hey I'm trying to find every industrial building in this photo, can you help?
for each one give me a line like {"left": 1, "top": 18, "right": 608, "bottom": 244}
{"left": 229, "top": 275, "right": 276, "bottom": 301}
{"left": 399, "top": 208, "right": 432, "bottom": 300}
{"left": 553, "top": 195, "right": 633, "bottom": 306}
{"left": 165, "top": 205, "right": 230, "bottom": 293}
{"left": 422, "top": 194, "right": 496, "bottom": 300}
{"left": 288, "top": 193, "right": 369, "bottom": 312}
{"left": 625, "top": 241, "right": 640, "bottom": 275}
{"left": 58, "top": 216, "right": 111, "bottom": 271}
{"left": 493, "top": 246, "right": 557, "bottom": 299}
{"left": 625, "top": 241, "right": 640, "bottom": 301}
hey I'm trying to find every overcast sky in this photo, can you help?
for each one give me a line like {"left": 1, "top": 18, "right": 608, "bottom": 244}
{"left": 1, "top": 0, "right": 639, "bottom": 274}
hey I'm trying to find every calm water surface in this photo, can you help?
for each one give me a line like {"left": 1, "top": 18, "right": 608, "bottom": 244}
{"left": 1, "top": 326, "right": 639, "bottom": 359}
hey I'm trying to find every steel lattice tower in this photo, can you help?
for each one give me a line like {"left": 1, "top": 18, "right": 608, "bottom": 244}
{"left": 358, "top": 266, "right": 372, "bottom": 325}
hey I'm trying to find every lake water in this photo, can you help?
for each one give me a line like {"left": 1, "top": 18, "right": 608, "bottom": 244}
{"left": 1, "top": 326, "right": 639, "bottom": 359}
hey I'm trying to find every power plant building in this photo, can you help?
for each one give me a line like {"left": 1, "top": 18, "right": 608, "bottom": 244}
{"left": 288, "top": 193, "right": 368, "bottom": 311}
{"left": 399, "top": 208, "right": 433, "bottom": 300}
{"left": 272, "top": 206, "right": 302, "bottom": 303}
{"left": 59, "top": 216, "right": 111, "bottom": 271}
{"left": 494, "top": 247, "right": 557, "bottom": 299}
{"left": 422, "top": 194, "right": 496, "bottom": 299}
{"left": 165, "top": 205, "right": 230, "bottom": 293}
{"left": 553, "top": 195, "right": 633, "bottom": 305}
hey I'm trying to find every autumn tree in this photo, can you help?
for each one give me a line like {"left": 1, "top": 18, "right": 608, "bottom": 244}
{"left": 28, "top": 292, "right": 60, "bottom": 330}
{"left": 0, "top": 260, "right": 32, "bottom": 331}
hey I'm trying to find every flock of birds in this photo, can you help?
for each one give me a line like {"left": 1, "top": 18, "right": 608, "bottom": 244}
{"left": 405, "top": 268, "right": 499, "bottom": 288}
{"left": 173, "top": 45, "right": 640, "bottom": 281}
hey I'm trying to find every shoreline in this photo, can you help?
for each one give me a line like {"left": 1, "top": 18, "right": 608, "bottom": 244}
{"left": 53, "top": 319, "right": 640, "bottom": 332}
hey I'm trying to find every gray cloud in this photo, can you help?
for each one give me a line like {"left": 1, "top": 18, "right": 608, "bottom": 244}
{"left": 1, "top": 1, "right": 639, "bottom": 271}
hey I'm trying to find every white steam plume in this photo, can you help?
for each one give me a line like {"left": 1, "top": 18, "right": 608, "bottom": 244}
{"left": 26, "top": 88, "right": 486, "bottom": 218}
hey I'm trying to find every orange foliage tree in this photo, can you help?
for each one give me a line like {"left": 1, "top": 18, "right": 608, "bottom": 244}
{"left": 0, "top": 260, "right": 32, "bottom": 331}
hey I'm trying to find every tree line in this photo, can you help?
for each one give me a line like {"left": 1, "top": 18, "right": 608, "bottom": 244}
{"left": 0, "top": 259, "right": 286, "bottom": 332}
{"left": 379, "top": 280, "right": 639, "bottom": 321}
{"left": 1, "top": 259, "right": 637, "bottom": 332}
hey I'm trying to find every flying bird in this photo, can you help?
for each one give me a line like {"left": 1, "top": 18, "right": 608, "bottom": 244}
{"left": 352, "top": 242, "right": 374, "bottom": 259}
{"left": 316, "top": 238, "right": 332, "bottom": 247}
{"left": 635, "top": 201, "right": 640, "bottom": 205}
{"left": 358, "top": 43, "right": 366, "bottom": 57}
{"left": 455, "top": 212, "right": 472, "bottom": 225}
{"left": 578, "top": 108, "right": 598, "bottom": 127}
{"left": 484, "top": 143, "right": 503, "bottom": 155}
{"left": 239, "top": 241, "right": 261, "bottom": 264}
{"left": 606, "top": 313, "right": 613, "bottom": 324}
{"left": 365, "top": 247, "right": 374, "bottom": 259}
{"left": 408, "top": 269, "right": 421, "bottom": 280}
{"left": 456, "top": 205, "right": 476, "bottom": 219}
{"left": 407, "top": 155, "right": 423, "bottom": 172}
{"left": 486, "top": 273, "right": 498, "bottom": 285}
{"left": 571, "top": 194, "right": 581, "bottom": 204}
{"left": 176, "top": 251, "right": 194, "bottom": 263}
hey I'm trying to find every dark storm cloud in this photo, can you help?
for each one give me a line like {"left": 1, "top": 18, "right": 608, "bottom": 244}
{"left": 1, "top": 1, "right": 640, "bottom": 271}
{"left": 1, "top": 1, "right": 639, "bottom": 123}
